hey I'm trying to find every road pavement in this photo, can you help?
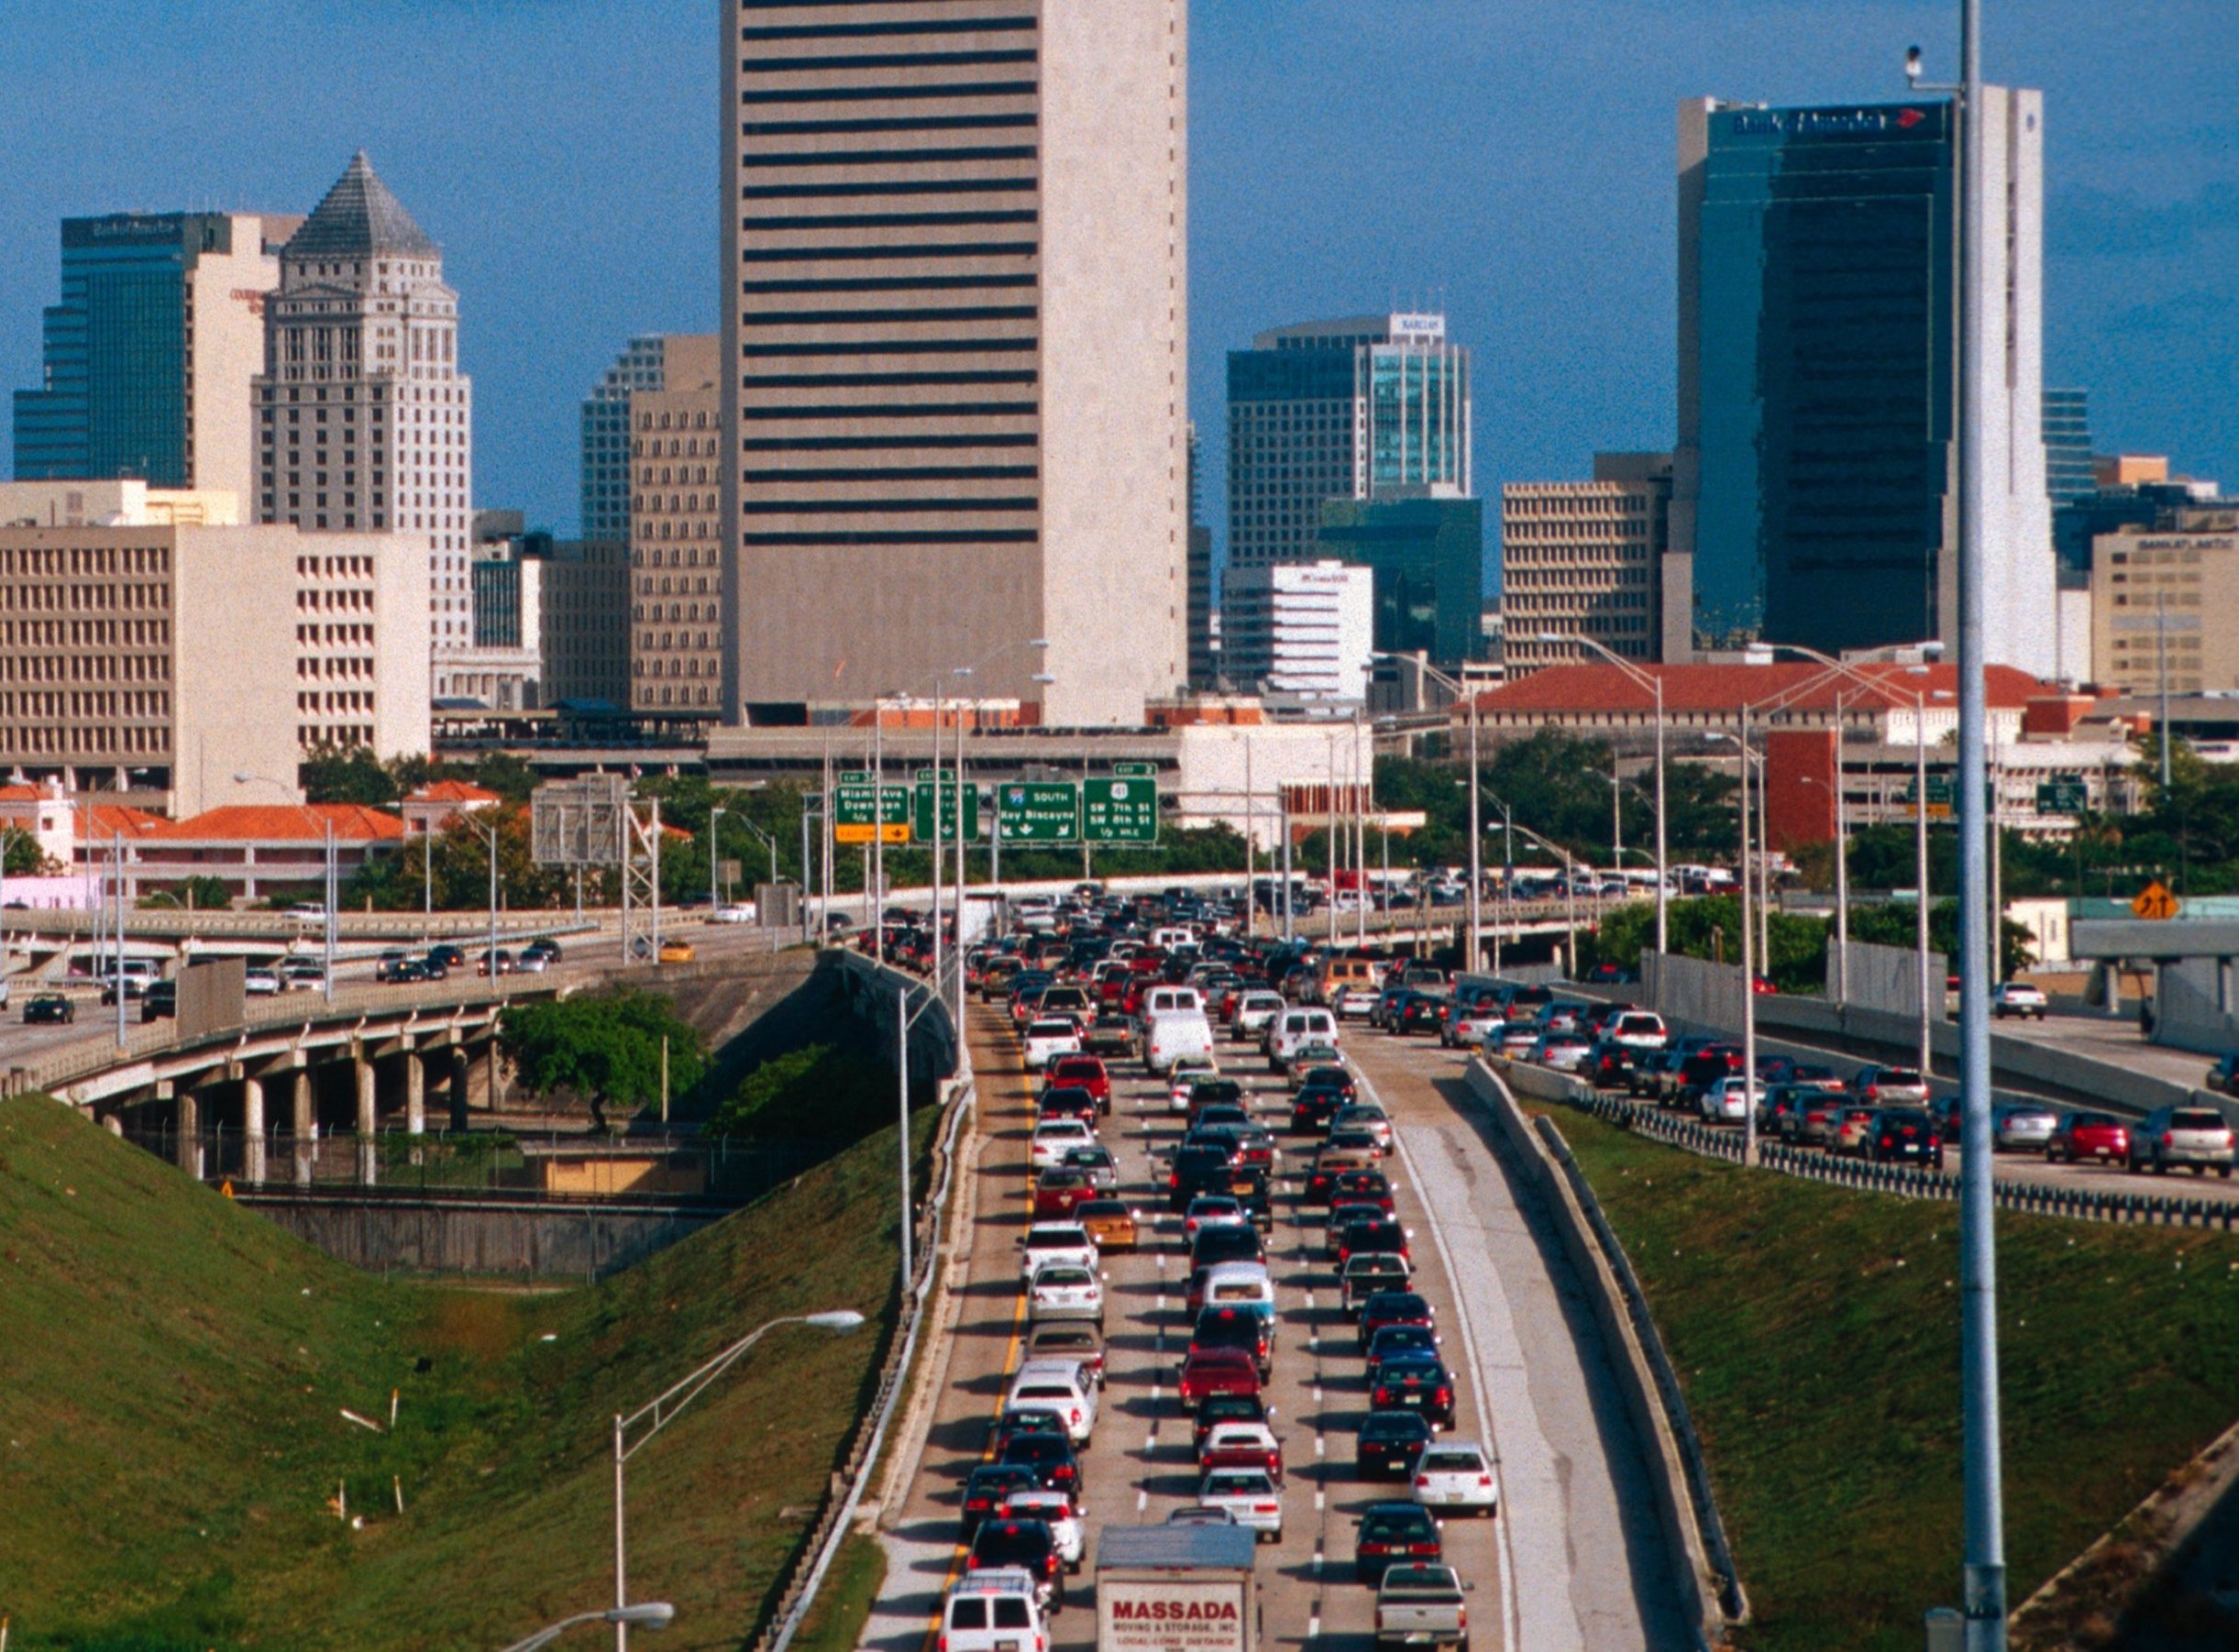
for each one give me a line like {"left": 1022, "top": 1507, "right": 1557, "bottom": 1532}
{"left": 864, "top": 999, "right": 1694, "bottom": 1652}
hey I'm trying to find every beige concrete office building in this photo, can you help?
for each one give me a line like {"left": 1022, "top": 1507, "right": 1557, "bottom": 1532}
{"left": 0, "top": 523, "right": 427, "bottom": 817}
{"left": 2090, "top": 506, "right": 2239, "bottom": 696}
{"left": 253, "top": 154, "right": 476, "bottom": 699}
{"left": 722, "top": 0, "right": 1188, "bottom": 727}
{"left": 1499, "top": 453, "right": 1671, "bottom": 678}
{"left": 628, "top": 335, "right": 722, "bottom": 712}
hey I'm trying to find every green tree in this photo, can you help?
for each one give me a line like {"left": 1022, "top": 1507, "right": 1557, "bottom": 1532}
{"left": 499, "top": 989, "right": 707, "bottom": 1131}
{"left": 299, "top": 745, "right": 399, "bottom": 805}
{"left": 1585, "top": 895, "right": 1829, "bottom": 990}
{"left": 706, "top": 1041, "right": 896, "bottom": 1145}
{"left": 138, "top": 875, "right": 233, "bottom": 910}
{"left": 3, "top": 826, "right": 48, "bottom": 877}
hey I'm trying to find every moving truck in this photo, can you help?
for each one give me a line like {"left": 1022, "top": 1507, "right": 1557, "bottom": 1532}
{"left": 1096, "top": 1524, "right": 1258, "bottom": 1652}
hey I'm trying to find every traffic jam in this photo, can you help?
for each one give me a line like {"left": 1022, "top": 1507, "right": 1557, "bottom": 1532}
{"left": 921, "top": 886, "right": 1504, "bottom": 1652}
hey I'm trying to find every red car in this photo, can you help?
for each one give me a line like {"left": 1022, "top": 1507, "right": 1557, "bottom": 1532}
{"left": 1031, "top": 1169, "right": 1095, "bottom": 1219}
{"left": 1044, "top": 1055, "right": 1111, "bottom": 1116}
{"left": 1178, "top": 1346, "right": 1260, "bottom": 1405}
{"left": 2047, "top": 1111, "right": 2131, "bottom": 1164}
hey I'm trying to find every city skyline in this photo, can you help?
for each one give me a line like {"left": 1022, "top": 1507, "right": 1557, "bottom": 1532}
{"left": 0, "top": 0, "right": 2231, "bottom": 565}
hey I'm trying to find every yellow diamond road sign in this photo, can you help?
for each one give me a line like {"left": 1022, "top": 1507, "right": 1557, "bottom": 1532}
{"left": 2132, "top": 881, "right": 2180, "bottom": 921}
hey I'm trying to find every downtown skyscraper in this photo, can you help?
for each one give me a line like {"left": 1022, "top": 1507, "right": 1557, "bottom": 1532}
{"left": 722, "top": 0, "right": 1188, "bottom": 727}
{"left": 1671, "top": 94, "right": 2057, "bottom": 673}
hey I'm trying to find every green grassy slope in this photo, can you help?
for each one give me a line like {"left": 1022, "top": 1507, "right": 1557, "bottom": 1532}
{"left": 1542, "top": 1106, "right": 2239, "bottom": 1652}
{"left": 0, "top": 1095, "right": 905, "bottom": 1652}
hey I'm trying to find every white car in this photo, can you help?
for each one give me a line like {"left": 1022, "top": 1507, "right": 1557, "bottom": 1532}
{"left": 1006, "top": 1358, "right": 1099, "bottom": 1445}
{"left": 1698, "top": 1076, "right": 1762, "bottom": 1124}
{"left": 1232, "top": 992, "right": 1286, "bottom": 1039}
{"left": 1330, "top": 1103, "right": 1392, "bottom": 1151}
{"left": 1196, "top": 1468, "right": 1283, "bottom": 1542}
{"left": 1536, "top": 1033, "right": 1593, "bottom": 1072}
{"left": 1030, "top": 1118, "right": 1096, "bottom": 1173}
{"left": 998, "top": 1487, "right": 1086, "bottom": 1573}
{"left": 1991, "top": 981, "right": 2048, "bottom": 1019}
{"left": 1444, "top": 1006, "right": 1501, "bottom": 1049}
{"left": 243, "top": 968, "right": 282, "bottom": 996}
{"left": 1199, "top": 1421, "right": 1283, "bottom": 1478}
{"left": 1267, "top": 1008, "right": 1340, "bottom": 1065}
{"left": 1411, "top": 1439, "right": 1500, "bottom": 1515}
{"left": 1183, "top": 1195, "right": 1251, "bottom": 1241}
{"left": 1022, "top": 1019, "right": 1084, "bottom": 1072}
{"left": 1026, "top": 1261, "right": 1104, "bottom": 1327}
{"left": 940, "top": 1571, "right": 1048, "bottom": 1652}
{"left": 1605, "top": 1010, "right": 1669, "bottom": 1050}
{"left": 1019, "top": 1221, "right": 1097, "bottom": 1279}
{"left": 1333, "top": 983, "right": 1382, "bottom": 1019}
{"left": 711, "top": 902, "right": 758, "bottom": 924}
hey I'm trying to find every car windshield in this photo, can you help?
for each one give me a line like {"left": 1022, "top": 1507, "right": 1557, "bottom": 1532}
{"left": 1361, "top": 1511, "right": 1431, "bottom": 1541}
{"left": 1205, "top": 1470, "right": 1271, "bottom": 1495}
{"left": 1362, "top": 1415, "right": 1429, "bottom": 1442}
{"left": 1028, "top": 1021, "right": 1075, "bottom": 1038}
{"left": 1037, "top": 1267, "right": 1093, "bottom": 1287}
{"left": 1418, "top": 1449, "right": 1481, "bottom": 1471}
{"left": 2173, "top": 1111, "right": 2229, "bottom": 1130}
{"left": 2070, "top": 1113, "right": 2119, "bottom": 1129}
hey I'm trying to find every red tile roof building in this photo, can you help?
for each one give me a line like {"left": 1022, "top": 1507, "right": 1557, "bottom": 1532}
{"left": 128, "top": 803, "right": 407, "bottom": 902}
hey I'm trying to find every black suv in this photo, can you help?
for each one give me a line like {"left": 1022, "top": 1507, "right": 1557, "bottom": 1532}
{"left": 1355, "top": 1410, "right": 1434, "bottom": 1480}
{"left": 1355, "top": 1502, "right": 1443, "bottom": 1583}
{"left": 1369, "top": 1355, "right": 1455, "bottom": 1428}
{"left": 1866, "top": 1108, "right": 1945, "bottom": 1169}
{"left": 1168, "top": 1144, "right": 1236, "bottom": 1212}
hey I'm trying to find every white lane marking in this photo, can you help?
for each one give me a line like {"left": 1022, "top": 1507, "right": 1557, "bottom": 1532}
{"left": 1315, "top": 1435, "right": 1326, "bottom": 1458}
{"left": 1313, "top": 1385, "right": 1324, "bottom": 1404}
{"left": 1137, "top": 1487, "right": 1149, "bottom": 1512}
{"left": 1307, "top": 1615, "right": 1321, "bottom": 1641}
{"left": 1312, "top": 1548, "right": 1324, "bottom": 1577}
{"left": 1314, "top": 1489, "right": 1326, "bottom": 1512}
{"left": 1144, "top": 1432, "right": 1157, "bottom": 1452}
{"left": 1151, "top": 1383, "right": 1162, "bottom": 1404}
{"left": 1362, "top": 1062, "right": 1523, "bottom": 1652}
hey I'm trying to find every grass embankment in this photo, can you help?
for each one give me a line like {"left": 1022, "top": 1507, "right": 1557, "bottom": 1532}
{"left": 1539, "top": 1105, "right": 2239, "bottom": 1652}
{"left": 0, "top": 1094, "right": 910, "bottom": 1652}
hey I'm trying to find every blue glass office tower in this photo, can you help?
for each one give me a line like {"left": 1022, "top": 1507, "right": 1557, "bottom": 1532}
{"left": 1671, "top": 94, "right": 2057, "bottom": 673}
{"left": 13, "top": 213, "right": 289, "bottom": 494}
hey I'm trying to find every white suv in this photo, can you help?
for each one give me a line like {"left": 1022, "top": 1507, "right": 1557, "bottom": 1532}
{"left": 1267, "top": 1007, "right": 1339, "bottom": 1065}
{"left": 941, "top": 1571, "right": 1047, "bottom": 1652}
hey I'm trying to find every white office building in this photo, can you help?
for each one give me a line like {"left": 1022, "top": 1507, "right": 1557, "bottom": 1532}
{"left": 1220, "top": 559, "right": 1374, "bottom": 708}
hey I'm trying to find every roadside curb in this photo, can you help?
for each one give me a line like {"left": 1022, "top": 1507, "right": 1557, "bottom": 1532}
{"left": 1461, "top": 1055, "right": 1745, "bottom": 1647}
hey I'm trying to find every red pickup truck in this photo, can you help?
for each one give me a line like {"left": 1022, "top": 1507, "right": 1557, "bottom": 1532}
{"left": 1178, "top": 1346, "right": 1260, "bottom": 1405}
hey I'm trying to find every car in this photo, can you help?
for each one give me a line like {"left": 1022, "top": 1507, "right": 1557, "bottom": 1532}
{"left": 1341, "top": 1252, "right": 1415, "bottom": 1313}
{"left": 1026, "top": 1263, "right": 1104, "bottom": 1327}
{"left": 1178, "top": 1345, "right": 1261, "bottom": 1405}
{"left": 939, "top": 1569, "right": 1049, "bottom": 1652}
{"left": 1364, "top": 1325, "right": 1442, "bottom": 1386}
{"left": 1828, "top": 1104, "right": 1881, "bottom": 1157}
{"left": 243, "top": 968, "right": 281, "bottom": 996}
{"left": 2128, "top": 1106, "right": 2236, "bottom": 1176}
{"left": 1291, "top": 1083, "right": 1349, "bottom": 1136}
{"left": 1024, "top": 1321, "right": 1105, "bottom": 1389}
{"left": 656, "top": 940, "right": 695, "bottom": 964}
{"left": 1529, "top": 1031, "right": 1593, "bottom": 1072}
{"left": 1058, "top": 1143, "right": 1118, "bottom": 1194}
{"left": 1031, "top": 1168, "right": 1097, "bottom": 1219}
{"left": 1356, "top": 1408, "right": 1435, "bottom": 1480}
{"left": 711, "top": 902, "right": 758, "bottom": 924}
{"left": 1168, "top": 1057, "right": 1224, "bottom": 1112}
{"left": 1370, "top": 1355, "right": 1456, "bottom": 1429}
{"left": 1697, "top": 1076, "right": 1761, "bottom": 1125}
{"left": 1411, "top": 1439, "right": 1499, "bottom": 1516}
{"left": 1006, "top": 1359, "right": 1099, "bottom": 1445}
{"left": 1082, "top": 1012, "right": 1136, "bottom": 1058}
{"left": 1036, "top": 1086, "right": 1101, "bottom": 1131}
{"left": 996, "top": 1430, "right": 1082, "bottom": 1494}
{"left": 1022, "top": 1019, "right": 1085, "bottom": 1072}
{"left": 1199, "top": 1421, "right": 1285, "bottom": 1486}
{"left": 1196, "top": 1468, "right": 1283, "bottom": 1542}
{"left": 1167, "top": 1142, "right": 1241, "bottom": 1212}
{"left": 1030, "top": 1118, "right": 1096, "bottom": 1173}
{"left": 2047, "top": 1110, "right": 2131, "bottom": 1164}
{"left": 1190, "top": 1303, "right": 1274, "bottom": 1381}
{"left": 1330, "top": 1103, "right": 1393, "bottom": 1151}
{"left": 2206, "top": 1053, "right": 2239, "bottom": 1096}
{"left": 523, "top": 938, "right": 562, "bottom": 964}
{"left": 1991, "top": 1102, "right": 2059, "bottom": 1152}
{"left": 1853, "top": 1064, "right": 1930, "bottom": 1107}
{"left": 1337, "top": 1217, "right": 1410, "bottom": 1270}
{"left": 22, "top": 994, "right": 74, "bottom": 1025}
{"left": 1866, "top": 1108, "right": 1945, "bottom": 1168}
{"left": 1991, "top": 981, "right": 2049, "bottom": 1019}
{"left": 1044, "top": 1054, "right": 1112, "bottom": 1115}
{"left": 428, "top": 943, "right": 467, "bottom": 972}
{"left": 967, "top": 1518, "right": 1064, "bottom": 1609}
{"left": 1189, "top": 1223, "right": 1267, "bottom": 1275}
{"left": 1233, "top": 991, "right": 1286, "bottom": 1038}
{"left": 1183, "top": 1195, "right": 1251, "bottom": 1242}
{"left": 1358, "top": 1291, "right": 1435, "bottom": 1351}
{"left": 1355, "top": 1501, "right": 1443, "bottom": 1585}
{"left": 1075, "top": 1198, "right": 1142, "bottom": 1252}
{"left": 1019, "top": 1222, "right": 1098, "bottom": 1279}
{"left": 998, "top": 1487, "right": 1086, "bottom": 1574}
{"left": 513, "top": 948, "right": 551, "bottom": 975}
{"left": 1373, "top": 1563, "right": 1470, "bottom": 1652}
{"left": 1191, "top": 1391, "right": 1273, "bottom": 1454}
{"left": 1165, "top": 1504, "right": 1241, "bottom": 1528}
{"left": 960, "top": 1463, "right": 1040, "bottom": 1534}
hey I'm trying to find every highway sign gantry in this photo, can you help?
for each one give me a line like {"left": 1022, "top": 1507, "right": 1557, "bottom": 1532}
{"left": 998, "top": 781, "right": 1080, "bottom": 843}
{"left": 1083, "top": 776, "right": 1158, "bottom": 843}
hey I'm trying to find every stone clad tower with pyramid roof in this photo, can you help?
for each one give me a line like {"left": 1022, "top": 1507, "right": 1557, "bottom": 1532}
{"left": 253, "top": 153, "right": 475, "bottom": 696}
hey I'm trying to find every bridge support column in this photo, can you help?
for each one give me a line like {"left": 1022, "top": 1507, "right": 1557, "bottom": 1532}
{"left": 242, "top": 1075, "right": 267, "bottom": 1185}
{"left": 405, "top": 1053, "right": 426, "bottom": 1137}
{"left": 103, "top": 1113, "right": 123, "bottom": 1137}
{"left": 354, "top": 1058, "right": 379, "bottom": 1186}
{"left": 449, "top": 1048, "right": 471, "bottom": 1134}
{"left": 292, "top": 1068, "right": 315, "bottom": 1189}
{"left": 176, "top": 1090, "right": 203, "bottom": 1180}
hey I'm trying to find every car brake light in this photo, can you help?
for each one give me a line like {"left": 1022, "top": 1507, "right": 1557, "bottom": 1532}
{"left": 1415, "top": 1475, "right": 1431, "bottom": 1487}
{"left": 2164, "top": 1131, "right": 2174, "bottom": 1146}
{"left": 1409, "top": 1542, "right": 1439, "bottom": 1554}
{"left": 1435, "top": 1387, "right": 1451, "bottom": 1404}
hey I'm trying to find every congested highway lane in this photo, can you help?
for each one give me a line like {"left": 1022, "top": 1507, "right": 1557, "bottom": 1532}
{"left": 864, "top": 999, "right": 1518, "bottom": 1652}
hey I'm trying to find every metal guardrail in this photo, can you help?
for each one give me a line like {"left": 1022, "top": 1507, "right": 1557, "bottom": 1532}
{"left": 1560, "top": 1084, "right": 2239, "bottom": 1232}
{"left": 4, "top": 909, "right": 602, "bottom": 942}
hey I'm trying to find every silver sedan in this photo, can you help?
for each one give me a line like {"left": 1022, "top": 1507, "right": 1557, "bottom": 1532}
{"left": 1992, "top": 1104, "right": 2059, "bottom": 1152}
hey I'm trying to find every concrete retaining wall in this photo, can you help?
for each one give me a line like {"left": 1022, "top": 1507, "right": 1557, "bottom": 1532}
{"left": 832, "top": 950, "right": 959, "bottom": 1088}
{"left": 1644, "top": 951, "right": 1746, "bottom": 1031}
{"left": 1462, "top": 1055, "right": 1740, "bottom": 1646}
{"left": 243, "top": 1195, "right": 719, "bottom": 1279}
{"left": 1833, "top": 938, "right": 1947, "bottom": 1018}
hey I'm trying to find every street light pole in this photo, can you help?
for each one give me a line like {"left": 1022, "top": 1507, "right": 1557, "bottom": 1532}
{"left": 708, "top": 805, "right": 724, "bottom": 918}
{"left": 1543, "top": 634, "right": 1667, "bottom": 956}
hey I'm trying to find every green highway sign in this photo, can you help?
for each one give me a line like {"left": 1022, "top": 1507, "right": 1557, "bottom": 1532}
{"left": 833, "top": 781, "right": 910, "bottom": 844}
{"left": 911, "top": 776, "right": 980, "bottom": 844}
{"left": 1083, "top": 776, "right": 1158, "bottom": 843}
{"left": 1111, "top": 761, "right": 1157, "bottom": 778}
{"left": 838, "top": 770, "right": 871, "bottom": 785}
{"left": 998, "top": 781, "right": 1081, "bottom": 843}
{"left": 2037, "top": 776, "right": 2089, "bottom": 814}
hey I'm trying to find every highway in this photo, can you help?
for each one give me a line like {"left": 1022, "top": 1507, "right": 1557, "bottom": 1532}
{"left": 864, "top": 997, "right": 1693, "bottom": 1652}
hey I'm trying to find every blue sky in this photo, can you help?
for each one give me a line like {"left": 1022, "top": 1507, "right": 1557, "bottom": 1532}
{"left": 2, "top": 0, "right": 2233, "bottom": 567}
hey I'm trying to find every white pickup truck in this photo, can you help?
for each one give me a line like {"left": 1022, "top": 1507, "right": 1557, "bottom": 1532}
{"left": 1373, "top": 1563, "right": 1469, "bottom": 1652}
